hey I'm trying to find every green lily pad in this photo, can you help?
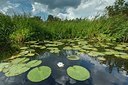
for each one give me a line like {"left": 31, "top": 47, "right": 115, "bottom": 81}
{"left": 11, "top": 58, "right": 29, "bottom": 64}
{"left": 45, "top": 44, "right": 58, "bottom": 47}
{"left": 20, "top": 47, "right": 29, "bottom": 50}
{"left": 67, "top": 65, "right": 90, "bottom": 81}
{"left": 26, "top": 60, "right": 42, "bottom": 68}
{"left": 114, "top": 46, "right": 124, "bottom": 50}
{"left": 97, "top": 57, "right": 106, "bottom": 61}
{"left": 0, "top": 63, "right": 9, "bottom": 72}
{"left": 27, "top": 66, "right": 51, "bottom": 82}
{"left": 72, "top": 46, "right": 82, "bottom": 50}
{"left": 25, "top": 53, "right": 35, "bottom": 57}
{"left": 63, "top": 46, "right": 72, "bottom": 50}
{"left": 50, "top": 50, "right": 60, "bottom": 53}
{"left": 120, "top": 55, "right": 128, "bottom": 59}
{"left": 88, "top": 51, "right": 105, "bottom": 57}
{"left": 19, "top": 51, "right": 29, "bottom": 56}
{"left": 40, "top": 46, "right": 46, "bottom": 49}
{"left": 30, "top": 45, "right": 42, "bottom": 48}
{"left": 67, "top": 55, "right": 80, "bottom": 60}
{"left": 5, "top": 64, "right": 30, "bottom": 77}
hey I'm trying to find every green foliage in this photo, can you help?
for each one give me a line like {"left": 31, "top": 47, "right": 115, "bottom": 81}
{"left": 106, "top": 0, "right": 128, "bottom": 16}
{"left": 0, "top": 1, "right": 128, "bottom": 57}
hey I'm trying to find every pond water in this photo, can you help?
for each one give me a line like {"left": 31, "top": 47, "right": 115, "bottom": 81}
{"left": 0, "top": 39, "right": 128, "bottom": 85}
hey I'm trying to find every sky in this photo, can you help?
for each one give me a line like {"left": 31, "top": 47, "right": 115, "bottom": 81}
{"left": 0, "top": 0, "right": 127, "bottom": 20}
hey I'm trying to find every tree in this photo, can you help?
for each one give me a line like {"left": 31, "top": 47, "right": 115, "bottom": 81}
{"left": 106, "top": 0, "right": 128, "bottom": 17}
{"left": 47, "top": 15, "right": 61, "bottom": 21}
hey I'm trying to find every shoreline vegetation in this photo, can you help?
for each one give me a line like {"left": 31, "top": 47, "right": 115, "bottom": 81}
{"left": 0, "top": 0, "right": 128, "bottom": 59}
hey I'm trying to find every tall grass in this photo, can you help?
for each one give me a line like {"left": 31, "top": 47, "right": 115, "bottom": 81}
{"left": 0, "top": 13, "right": 128, "bottom": 49}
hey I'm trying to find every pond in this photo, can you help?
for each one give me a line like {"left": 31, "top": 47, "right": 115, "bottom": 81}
{"left": 0, "top": 39, "right": 128, "bottom": 85}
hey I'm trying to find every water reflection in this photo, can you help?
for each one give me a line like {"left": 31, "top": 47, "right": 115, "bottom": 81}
{"left": 0, "top": 50, "right": 128, "bottom": 85}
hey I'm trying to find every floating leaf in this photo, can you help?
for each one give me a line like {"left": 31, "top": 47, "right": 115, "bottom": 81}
{"left": 26, "top": 60, "right": 42, "bottom": 68}
{"left": 120, "top": 55, "right": 128, "bottom": 59}
{"left": 11, "top": 58, "right": 29, "bottom": 64}
{"left": 63, "top": 46, "right": 72, "bottom": 50}
{"left": 27, "top": 66, "right": 51, "bottom": 82}
{"left": 97, "top": 57, "right": 106, "bottom": 61}
{"left": 88, "top": 51, "right": 105, "bottom": 57}
{"left": 114, "top": 46, "right": 124, "bottom": 50}
{"left": 20, "top": 47, "right": 29, "bottom": 50}
{"left": 25, "top": 53, "right": 35, "bottom": 57}
{"left": 67, "top": 65, "right": 90, "bottom": 81}
{"left": 72, "top": 46, "right": 82, "bottom": 50}
{"left": 0, "top": 63, "right": 9, "bottom": 72}
{"left": 19, "top": 51, "right": 29, "bottom": 56}
{"left": 67, "top": 55, "right": 80, "bottom": 60}
{"left": 40, "top": 46, "right": 46, "bottom": 49}
{"left": 45, "top": 44, "right": 58, "bottom": 47}
{"left": 5, "top": 64, "right": 30, "bottom": 77}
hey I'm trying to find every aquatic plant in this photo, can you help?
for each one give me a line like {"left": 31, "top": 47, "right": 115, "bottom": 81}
{"left": 67, "top": 55, "right": 80, "bottom": 60}
{"left": 27, "top": 66, "right": 51, "bottom": 82}
{"left": 67, "top": 65, "right": 90, "bottom": 81}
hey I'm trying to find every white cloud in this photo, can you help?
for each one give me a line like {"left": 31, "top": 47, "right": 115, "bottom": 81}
{"left": 56, "top": 0, "right": 116, "bottom": 19}
{"left": 0, "top": 1, "right": 19, "bottom": 14}
{"left": 32, "top": 2, "right": 48, "bottom": 15}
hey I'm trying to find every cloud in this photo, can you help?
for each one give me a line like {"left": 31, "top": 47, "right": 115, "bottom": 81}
{"left": 0, "top": 1, "right": 20, "bottom": 14}
{"left": 0, "top": 0, "right": 118, "bottom": 19}
{"left": 33, "top": 0, "right": 81, "bottom": 9}
{"left": 56, "top": 0, "right": 116, "bottom": 19}
{"left": 32, "top": 0, "right": 116, "bottom": 19}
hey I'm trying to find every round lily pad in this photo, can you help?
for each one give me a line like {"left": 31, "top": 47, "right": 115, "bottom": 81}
{"left": 26, "top": 60, "right": 42, "bottom": 68}
{"left": 67, "top": 65, "right": 90, "bottom": 81}
{"left": 67, "top": 55, "right": 80, "bottom": 60}
{"left": 27, "top": 66, "right": 51, "bottom": 82}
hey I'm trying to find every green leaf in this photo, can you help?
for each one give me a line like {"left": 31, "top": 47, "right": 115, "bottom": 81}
{"left": 0, "top": 63, "right": 9, "bottom": 72}
{"left": 27, "top": 66, "right": 51, "bottom": 82}
{"left": 5, "top": 64, "right": 30, "bottom": 77}
{"left": 67, "top": 65, "right": 90, "bottom": 81}
{"left": 26, "top": 60, "right": 42, "bottom": 68}
{"left": 67, "top": 55, "right": 80, "bottom": 60}
{"left": 11, "top": 58, "right": 29, "bottom": 64}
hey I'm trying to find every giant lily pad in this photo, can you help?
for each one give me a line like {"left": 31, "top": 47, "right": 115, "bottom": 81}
{"left": 27, "top": 66, "right": 51, "bottom": 82}
{"left": 67, "top": 55, "right": 80, "bottom": 60}
{"left": 26, "top": 60, "right": 42, "bottom": 68}
{"left": 67, "top": 65, "right": 90, "bottom": 81}
{"left": 5, "top": 64, "right": 30, "bottom": 77}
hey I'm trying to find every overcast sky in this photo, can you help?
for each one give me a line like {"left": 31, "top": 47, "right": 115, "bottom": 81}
{"left": 0, "top": 0, "right": 127, "bottom": 20}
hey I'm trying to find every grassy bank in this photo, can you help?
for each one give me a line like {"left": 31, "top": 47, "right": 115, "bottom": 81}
{"left": 0, "top": 13, "right": 128, "bottom": 46}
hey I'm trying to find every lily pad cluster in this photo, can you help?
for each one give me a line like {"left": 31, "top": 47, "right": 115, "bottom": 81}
{"left": 0, "top": 58, "right": 42, "bottom": 77}
{"left": 0, "top": 57, "right": 91, "bottom": 82}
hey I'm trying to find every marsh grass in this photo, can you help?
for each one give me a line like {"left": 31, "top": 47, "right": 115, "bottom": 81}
{"left": 0, "top": 13, "right": 128, "bottom": 51}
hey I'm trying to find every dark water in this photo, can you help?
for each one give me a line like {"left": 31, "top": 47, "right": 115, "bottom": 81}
{"left": 0, "top": 50, "right": 128, "bottom": 85}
